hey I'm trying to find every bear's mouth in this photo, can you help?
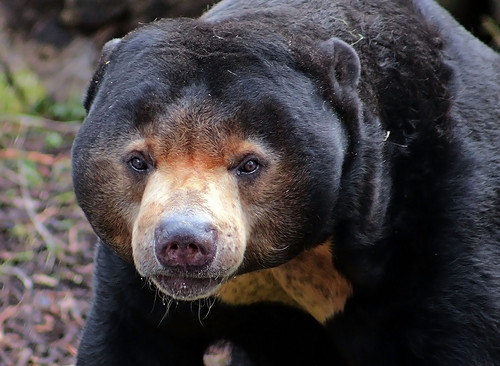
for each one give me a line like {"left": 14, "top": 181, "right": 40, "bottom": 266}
{"left": 152, "top": 274, "right": 223, "bottom": 300}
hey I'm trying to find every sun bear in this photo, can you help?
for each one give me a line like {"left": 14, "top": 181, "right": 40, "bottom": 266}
{"left": 72, "top": 0, "right": 500, "bottom": 364}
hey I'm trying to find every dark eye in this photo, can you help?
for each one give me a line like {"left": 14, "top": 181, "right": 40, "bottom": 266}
{"left": 129, "top": 155, "right": 149, "bottom": 172}
{"left": 237, "top": 158, "right": 260, "bottom": 175}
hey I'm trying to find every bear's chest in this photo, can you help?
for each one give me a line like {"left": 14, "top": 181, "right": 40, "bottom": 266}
{"left": 217, "top": 242, "right": 352, "bottom": 323}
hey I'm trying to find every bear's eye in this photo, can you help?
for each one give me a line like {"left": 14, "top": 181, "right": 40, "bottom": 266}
{"left": 129, "top": 155, "right": 149, "bottom": 172}
{"left": 237, "top": 158, "right": 260, "bottom": 175}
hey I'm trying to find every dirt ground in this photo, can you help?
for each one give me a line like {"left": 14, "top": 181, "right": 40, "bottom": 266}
{"left": 0, "top": 115, "right": 95, "bottom": 365}
{"left": 0, "top": 0, "right": 97, "bottom": 362}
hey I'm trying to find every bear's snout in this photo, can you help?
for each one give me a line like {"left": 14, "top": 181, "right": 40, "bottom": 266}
{"left": 154, "top": 216, "right": 217, "bottom": 270}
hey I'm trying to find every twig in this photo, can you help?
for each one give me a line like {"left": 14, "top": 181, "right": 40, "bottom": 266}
{"left": 0, "top": 148, "right": 56, "bottom": 165}
{"left": 0, "top": 305, "right": 19, "bottom": 326}
{"left": 0, "top": 57, "right": 26, "bottom": 104}
{"left": 482, "top": 16, "right": 500, "bottom": 49}
{"left": 18, "top": 162, "right": 67, "bottom": 268}
{"left": 0, "top": 266, "right": 33, "bottom": 290}
{"left": 0, "top": 114, "right": 81, "bottom": 134}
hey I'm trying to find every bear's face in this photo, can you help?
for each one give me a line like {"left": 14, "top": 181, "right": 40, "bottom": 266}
{"left": 72, "top": 19, "right": 359, "bottom": 300}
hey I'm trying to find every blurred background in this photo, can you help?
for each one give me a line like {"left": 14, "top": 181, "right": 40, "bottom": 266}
{"left": 0, "top": 1, "right": 498, "bottom": 365}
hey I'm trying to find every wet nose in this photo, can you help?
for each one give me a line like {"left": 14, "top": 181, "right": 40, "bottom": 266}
{"left": 154, "top": 216, "right": 217, "bottom": 270}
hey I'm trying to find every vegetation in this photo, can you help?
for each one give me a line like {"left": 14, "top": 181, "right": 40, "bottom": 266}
{"left": 0, "top": 67, "right": 94, "bottom": 365}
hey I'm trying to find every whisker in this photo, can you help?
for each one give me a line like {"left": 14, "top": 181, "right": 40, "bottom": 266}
{"left": 158, "top": 295, "right": 173, "bottom": 327}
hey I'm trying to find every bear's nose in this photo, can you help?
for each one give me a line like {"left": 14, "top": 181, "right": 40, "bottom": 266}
{"left": 154, "top": 216, "right": 217, "bottom": 270}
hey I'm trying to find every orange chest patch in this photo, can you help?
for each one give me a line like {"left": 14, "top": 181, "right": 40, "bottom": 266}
{"left": 217, "top": 242, "right": 352, "bottom": 324}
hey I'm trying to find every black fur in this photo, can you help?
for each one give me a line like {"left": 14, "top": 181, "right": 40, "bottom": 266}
{"left": 77, "top": 244, "right": 337, "bottom": 366}
{"left": 73, "top": 0, "right": 500, "bottom": 365}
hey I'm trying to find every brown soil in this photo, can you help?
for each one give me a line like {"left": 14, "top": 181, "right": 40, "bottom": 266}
{"left": 0, "top": 116, "right": 95, "bottom": 365}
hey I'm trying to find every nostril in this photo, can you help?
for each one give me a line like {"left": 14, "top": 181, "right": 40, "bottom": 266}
{"left": 187, "top": 243, "right": 199, "bottom": 255}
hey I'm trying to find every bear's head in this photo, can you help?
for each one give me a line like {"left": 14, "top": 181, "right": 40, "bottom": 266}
{"left": 72, "top": 18, "right": 361, "bottom": 302}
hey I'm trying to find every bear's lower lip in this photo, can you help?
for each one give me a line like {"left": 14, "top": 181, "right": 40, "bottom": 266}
{"left": 152, "top": 275, "right": 222, "bottom": 300}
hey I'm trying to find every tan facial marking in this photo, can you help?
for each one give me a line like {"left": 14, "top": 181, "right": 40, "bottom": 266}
{"left": 131, "top": 159, "right": 247, "bottom": 277}
{"left": 218, "top": 242, "right": 352, "bottom": 324}
{"left": 129, "top": 133, "right": 273, "bottom": 278}
{"left": 129, "top": 135, "right": 265, "bottom": 299}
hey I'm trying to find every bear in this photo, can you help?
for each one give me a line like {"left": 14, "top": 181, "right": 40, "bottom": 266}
{"left": 71, "top": 0, "right": 500, "bottom": 364}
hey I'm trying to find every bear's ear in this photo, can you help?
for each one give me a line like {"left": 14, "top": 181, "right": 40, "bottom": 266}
{"left": 83, "top": 38, "right": 121, "bottom": 112}
{"left": 319, "top": 38, "right": 361, "bottom": 95}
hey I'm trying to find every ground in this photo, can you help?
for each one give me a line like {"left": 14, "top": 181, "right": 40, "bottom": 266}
{"left": 0, "top": 18, "right": 94, "bottom": 362}
{"left": 0, "top": 112, "right": 95, "bottom": 365}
